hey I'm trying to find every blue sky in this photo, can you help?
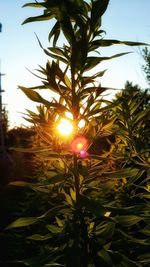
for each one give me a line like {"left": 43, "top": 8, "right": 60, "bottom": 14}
{"left": 0, "top": 0, "right": 150, "bottom": 128}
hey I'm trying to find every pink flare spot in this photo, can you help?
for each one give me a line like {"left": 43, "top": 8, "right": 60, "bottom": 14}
{"left": 80, "top": 150, "right": 87, "bottom": 158}
{"left": 70, "top": 136, "right": 88, "bottom": 154}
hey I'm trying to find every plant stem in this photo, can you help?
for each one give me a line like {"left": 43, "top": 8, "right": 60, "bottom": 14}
{"left": 73, "top": 154, "right": 80, "bottom": 204}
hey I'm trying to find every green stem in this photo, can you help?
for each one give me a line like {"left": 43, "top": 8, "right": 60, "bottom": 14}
{"left": 73, "top": 155, "right": 88, "bottom": 267}
{"left": 73, "top": 154, "right": 80, "bottom": 204}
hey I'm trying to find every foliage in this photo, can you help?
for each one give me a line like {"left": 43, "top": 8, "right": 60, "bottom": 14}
{"left": 142, "top": 47, "right": 150, "bottom": 85}
{"left": 110, "top": 81, "right": 150, "bottom": 197}
{"left": 1, "top": 1, "right": 150, "bottom": 267}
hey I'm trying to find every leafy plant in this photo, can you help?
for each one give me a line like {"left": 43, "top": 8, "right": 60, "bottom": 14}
{"left": 2, "top": 1, "right": 150, "bottom": 266}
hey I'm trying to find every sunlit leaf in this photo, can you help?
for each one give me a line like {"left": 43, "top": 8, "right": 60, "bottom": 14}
{"left": 55, "top": 216, "right": 63, "bottom": 227}
{"left": 6, "top": 217, "right": 39, "bottom": 230}
{"left": 102, "top": 168, "right": 139, "bottom": 179}
{"left": 47, "top": 224, "right": 62, "bottom": 234}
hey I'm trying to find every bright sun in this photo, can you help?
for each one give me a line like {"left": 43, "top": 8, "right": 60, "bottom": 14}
{"left": 56, "top": 118, "right": 74, "bottom": 137}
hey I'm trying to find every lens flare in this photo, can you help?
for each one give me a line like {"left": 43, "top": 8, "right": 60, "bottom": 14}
{"left": 70, "top": 136, "right": 88, "bottom": 154}
{"left": 56, "top": 118, "right": 74, "bottom": 137}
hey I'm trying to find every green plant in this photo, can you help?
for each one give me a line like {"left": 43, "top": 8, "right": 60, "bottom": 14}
{"left": 142, "top": 46, "right": 150, "bottom": 85}
{"left": 110, "top": 82, "right": 150, "bottom": 200}
{"left": 3, "top": 1, "right": 150, "bottom": 266}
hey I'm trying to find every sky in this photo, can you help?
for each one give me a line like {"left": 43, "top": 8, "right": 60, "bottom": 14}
{"left": 0, "top": 0, "right": 150, "bottom": 128}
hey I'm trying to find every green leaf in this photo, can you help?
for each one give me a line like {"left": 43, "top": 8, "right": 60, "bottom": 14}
{"left": 9, "top": 181, "right": 36, "bottom": 187}
{"left": 6, "top": 217, "right": 39, "bottom": 230}
{"left": 84, "top": 52, "right": 131, "bottom": 71}
{"left": 44, "top": 49, "right": 68, "bottom": 64}
{"left": 115, "top": 215, "right": 142, "bottom": 226}
{"left": 22, "top": 2, "right": 44, "bottom": 8}
{"left": 47, "top": 224, "right": 62, "bottom": 234}
{"left": 24, "top": 85, "right": 47, "bottom": 90}
{"left": 20, "top": 86, "right": 43, "bottom": 102}
{"left": 91, "top": 39, "right": 149, "bottom": 48}
{"left": 91, "top": 0, "right": 109, "bottom": 28}
{"left": 55, "top": 216, "right": 63, "bottom": 227}
{"left": 70, "top": 188, "right": 76, "bottom": 201}
{"left": 22, "top": 13, "right": 54, "bottom": 25}
{"left": 95, "top": 222, "right": 115, "bottom": 239}
{"left": 48, "top": 47, "right": 66, "bottom": 57}
{"left": 19, "top": 86, "right": 68, "bottom": 111}
{"left": 138, "top": 252, "right": 150, "bottom": 265}
{"left": 102, "top": 168, "right": 139, "bottom": 179}
{"left": 27, "top": 233, "right": 53, "bottom": 241}
{"left": 133, "top": 108, "right": 150, "bottom": 125}
{"left": 141, "top": 225, "right": 150, "bottom": 236}
{"left": 60, "top": 16, "right": 75, "bottom": 45}
{"left": 48, "top": 21, "right": 60, "bottom": 45}
{"left": 61, "top": 189, "right": 73, "bottom": 206}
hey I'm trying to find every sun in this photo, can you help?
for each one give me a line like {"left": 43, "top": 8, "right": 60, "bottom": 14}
{"left": 56, "top": 118, "right": 74, "bottom": 137}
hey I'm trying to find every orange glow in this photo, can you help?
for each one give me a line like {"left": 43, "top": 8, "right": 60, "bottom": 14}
{"left": 76, "top": 142, "right": 84, "bottom": 150}
{"left": 70, "top": 136, "right": 88, "bottom": 154}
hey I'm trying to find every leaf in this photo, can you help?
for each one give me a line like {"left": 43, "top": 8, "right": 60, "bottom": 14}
{"left": 60, "top": 16, "right": 75, "bottom": 45}
{"left": 48, "top": 21, "right": 60, "bottom": 45}
{"left": 55, "top": 216, "right": 63, "bottom": 227}
{"left": 88, "top": 221, "right": 95, "bottom": 233}
{"left": 62, "top": 190, "right": 73, "bottom": 206}
{"left": 70, "top": 188, "right": 76, "bottom": 201}
{"left": 22, "top": 14, "right": 53, "bottom": 25}
{"left": 115, "top": 215, "right": 142, "bottom": 227}
{"left": 24, "top": 85, "right": 47, "bottom": 90}
{"left": 141, "top": 225, "right": 150, "bottom": 236}
{"left": 20, "top": 86, "right": 52, "bottom": 108}
{"left": 91, "top": 39, "right": 149, "bottom": 48}
{"left": 95, "top": 222, "right": 115, "bottom": 239}
{"left": 84, "top": 52, "right": 131, "bottom": 71}
{"left": 102, "top": 168, "right": 139, "bottom": 179}
{"left": 138, "top": 252, "right": 150, "bottom": 265}
{"left": 47, "top": 224, "right": 62, "bottom": 234}
{"left": 22, "top": 2, "right": 44, "bottom": 8}
{"left": 44, "top": 49, "right": 68, "bottom": 64}
{"left": 133, "top": 108, "right": 150, "bottom": 126}
{"left": 6, "top": 217, "right": 39, "bottom": 230}
{"left": 9, "top": 181, "right": 36, "bottom": 187}
{"left": 91, "top": 0, "right": 109, "bottom": 28}
{"left": 40, "top": 205, "right": 66, "bottom": 219}
{"left": 48, "top": 47, "right": 66, "bottom": 57}
{"left": 27, "top": 234, "right": 53, "bottom": 241}
{"left": 20, "top": 86, "right": 68, "bottom": 111}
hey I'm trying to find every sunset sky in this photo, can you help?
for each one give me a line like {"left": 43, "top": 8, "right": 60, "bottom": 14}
{"left": 0, "top": 0, "right": 150, "bottom": 128}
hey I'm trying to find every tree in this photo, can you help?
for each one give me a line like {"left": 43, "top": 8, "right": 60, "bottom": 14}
{"left": 111, "top": 81, "right": 150, "bottom": 197}
{"left": 142, "top": 46, "right": 150, "bottom": 86}
{"left": 4, "top": 1, "right": 150, "bottom": 266}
